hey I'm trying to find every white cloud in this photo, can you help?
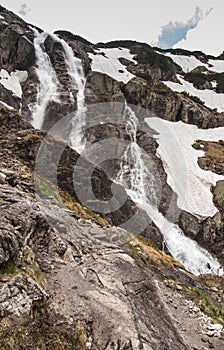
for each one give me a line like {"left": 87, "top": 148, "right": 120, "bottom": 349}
{"left": 155, "top": 6, "right": 212, "bottom": 49}
{"left": 0, "top": 0, "right": 221, "bottom": 55}
{"left": 175, "top": 3, "right": 224, "bottom": 56}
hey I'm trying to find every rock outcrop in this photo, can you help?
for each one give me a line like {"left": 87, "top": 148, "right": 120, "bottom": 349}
{"left": 0, "top": 5, "right": 224, "bottom": 349}
{"left": 0, "top": 107, "right": 223, "bottom": 350}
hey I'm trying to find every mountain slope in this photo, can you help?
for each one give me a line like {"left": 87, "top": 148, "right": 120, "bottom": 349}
{"left": 0, "top": 5, "right": 224, "bottom": 349}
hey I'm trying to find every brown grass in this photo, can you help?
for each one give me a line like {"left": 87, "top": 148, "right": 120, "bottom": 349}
{"left": 129, "top": 236, "right": 184, "bottom": 269}
{"left": 195, "top": 140, "right": 224, "bottom": 169}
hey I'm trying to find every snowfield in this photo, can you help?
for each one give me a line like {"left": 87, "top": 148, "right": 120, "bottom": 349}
{"left": 145, "top": 118, "right": 224, "bottom": 218}
{"left": 88, "top": 48, "right": 137, "bottom": 83}
{"left": 208, "top": 59, "right": 224, "bottom": 73}
{"left": 0, "top": 69, "right": 28, "bottom": 98}
{"left": 164, "top": 53, "right": 208, "bottom": 73}
{"left": 161, "top": 52, "right": 224, "bottom": 74}
{"left": 163, "top": 75, "right": 224, "bottom": 112}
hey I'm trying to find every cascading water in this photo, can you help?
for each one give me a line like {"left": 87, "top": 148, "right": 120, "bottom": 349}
{"left": 53, "top": 34, "right": 87, "bottom": 153}
{"left": 31, "top": 28, "right": 223, "bottom": 276}
{"left": 117, "top": 104, "right": 223, "bottom": 276}
{"left": 31, "top": 28, "right": 60, "bottom": 129}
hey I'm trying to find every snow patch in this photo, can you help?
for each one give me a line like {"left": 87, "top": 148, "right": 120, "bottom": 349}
{"left": 208, "top": 59, "right": 224, "bottom": 73}
{"left": 161, "top": 52, "right": 224, "bottom": 74}
{"left": 163, "top": 75, "right": 224, "bottom": 112}
{"left": 145, "top": 118, "right": 224, "bottom": 218}
{"left": 0, "top": 69, "right": 28, "bottom": 98}
{"left": 0, "top": 100, "right": 14, "bottom": 110}
{"left": 88, "top": 48, "right": 137, "bottom": 83}
{"left": 211, "top": 81, "right": 217, "bottom": 88}
{"left": 165, "top": 53, "right": 208, "bottom": 73}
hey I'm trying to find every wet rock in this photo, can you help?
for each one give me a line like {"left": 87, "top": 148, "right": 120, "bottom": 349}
{"left": 0, "top": 172, "right": 6, "bottom": 184}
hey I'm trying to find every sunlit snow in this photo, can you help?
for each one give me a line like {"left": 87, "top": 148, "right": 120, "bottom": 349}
{"left": 208, "top": 59, "right": 224, "bottom": 73}
{"left": 0, "top": 69, "right": 28, "bottom": 98}
{"left": 164, "top": 75, "right": 224, "bottom": 112}
{"left": 146, "top": 118, "right": 224, "bottom": 218}
{"left": 88, "top": 48, "right": 137, "bottom": 83}
{"left": 0, "top": 100, "right": 14, "bottom": 110}
{"left": 161, "top": 52, "right": 224, "bottom": 74}
{"left": 165, "top": 53, "right": 208, "bottom": 73}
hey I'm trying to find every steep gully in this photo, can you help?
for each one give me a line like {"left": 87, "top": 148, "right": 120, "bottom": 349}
{"left": 31, "top": 30, "right": 223, "bottom": 276}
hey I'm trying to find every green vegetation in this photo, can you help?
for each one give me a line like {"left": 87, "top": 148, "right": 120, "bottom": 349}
{"left": 36, "top": 176, "right": 109, "bottom": 226}
{"left": 182, "top": 91, "right": 205, "bottom": 105}
{"left": 190, "top": 287, "right": 224, "bottom": 325}
{"left": 21, "top": 248, "right": 46, "bottom": 288}
{"left": 0, "top": 260, "right": 18, "bottom": 277}
{"left": 184, "top": 72, "right": 209, "bottom": 88}
{"left": 128, "top": 236, "right": 184, "bottom": 269}
{"left": 0, "top": 303, "right": 87, "bottom": 350}
{"left": 216, "top": 72, "right": 224, "bottom": 93}
{"left": 128, "top": 242, "right": 147, "bottom": 263}
{"left": 97, "top": 40, "right": 179, "bottom": 77}
{"left": 184, "top": 71, "right": 224, "bottom": 93}
{"left": 135, "top": 71, "right": 152, "bottom": 83}
{"left": 166, "top": 279, "right": 224, "bottom": 325}
{"left": 55, "top": 30, "right": 92, "bottom": 46}
{"left": 22, "top": 134, "right": 43, "bottom": 143}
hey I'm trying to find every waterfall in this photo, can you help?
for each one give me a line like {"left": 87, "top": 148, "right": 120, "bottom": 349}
{"left": 53, "top": 34, "right": 87, "bottom": 153}
{"left": 31, "top": 29, "right": 60, "bottom": 129}
{"left": 117, "top": 104, "right": 223, "bottom": 276}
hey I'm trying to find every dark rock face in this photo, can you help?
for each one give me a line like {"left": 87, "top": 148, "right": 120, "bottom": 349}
{"left": 85, "top": 72, "right": 125, "bottom": 104}
{"left": 0, "top": 84, "right": 21, "bottom": 109}
{"left": 122, "top": 77, "right": 224, "bottom": 128}
{"left": 0, "top": 2, "right": 223, "bottom": 266}
{"left": 53, "top": 31, "right": 92, "bottom": 74}
{"left": 213, "top": 180, "right": 224, "bottom": 213}
{"left": 201, "top": 213, "right": 224, "bottom": 261}
{"left": 0, "top": 107, "right": 155, "bottom": 242}
{"left": 1, "top": 108, "right": 223, "bottom": 350}
{"left": 0, "top": 8, "right": 35, "bottom": 71}
{"left": 97, "top": 40, "right": 181, "bottom": 81}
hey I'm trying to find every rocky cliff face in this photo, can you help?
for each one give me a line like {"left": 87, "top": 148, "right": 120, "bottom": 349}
{"left": 0, "top": 4, "right": 224, "bottom": 349}
{"left": 0, "top": 105, "right": 223, "bottom": 350}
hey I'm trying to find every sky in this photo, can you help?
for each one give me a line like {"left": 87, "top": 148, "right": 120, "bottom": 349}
{"left": 0, "top": 0, "right": 223, "bottom": 55}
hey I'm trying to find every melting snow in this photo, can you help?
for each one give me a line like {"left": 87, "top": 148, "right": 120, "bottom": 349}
{"left": 31, "top": 29, "right": 60, "bottom": 130}
{"left": 145, "top": 118, "right": 224, "bottom": 218}
{"left": 161, "top": 52, "right": 224, "bottom": 74}
{"left": 163, "top": 75, "right": 224, "bottom": 112}
{"left": 0, "top": 69, "right": 28, "bottom": 98}
{"left": 208, "top": 59, "right": 224, "bottom": 73}
{"left": 165, "top": 53, "right": 208, "bottom": 73}
{"left": 88, "top": 48, "right": 137, "bottom": 83}
{"left": 0, "top": 100, "right": 14, "bottom": 110}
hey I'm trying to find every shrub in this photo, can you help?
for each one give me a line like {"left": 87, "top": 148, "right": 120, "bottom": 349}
{"left": 182, "top": 91, "right": 205, "bottom": 105}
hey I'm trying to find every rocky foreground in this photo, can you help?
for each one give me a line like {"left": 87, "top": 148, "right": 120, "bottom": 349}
{"left": 0, "top": 106, "right": 223, "bottom": 349}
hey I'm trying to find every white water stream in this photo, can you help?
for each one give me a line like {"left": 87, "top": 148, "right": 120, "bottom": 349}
{"left": 117, "top": 105, "right": 223, "bottom": 276}
{"left": 31, "top": 29, "right": 60, "bottom": 129}
{"left": 31, "top": 29, "right": 223, "bottom": 276}
{"left": 52, "top": 34, "right": 87, "bottom": 153}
